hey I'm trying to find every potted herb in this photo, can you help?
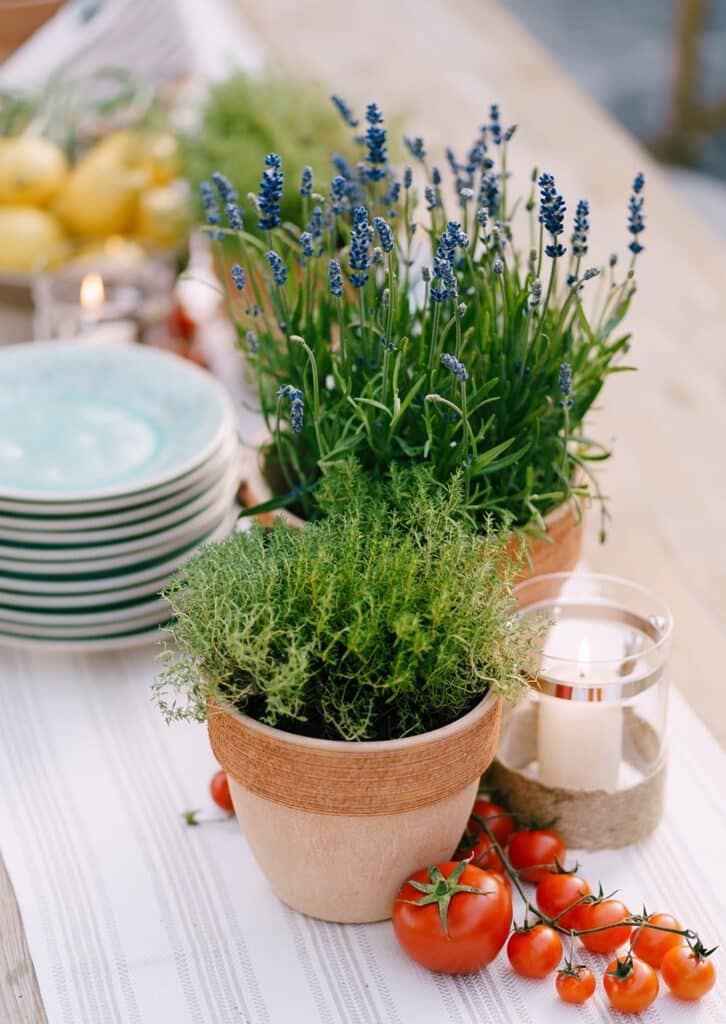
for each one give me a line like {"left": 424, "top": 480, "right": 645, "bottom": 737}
{"left": 155, "top": 465, "right": 533, "bottom": 923}
{"left": 202, "top": 97, "right": 645, "bottom": 574}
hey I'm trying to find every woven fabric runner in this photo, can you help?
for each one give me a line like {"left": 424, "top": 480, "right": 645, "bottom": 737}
{"left": 0, "top": 642, "right": 724, "bottom": 1024}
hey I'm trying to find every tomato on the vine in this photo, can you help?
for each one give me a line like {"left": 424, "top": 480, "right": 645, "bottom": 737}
{"left": 508, "top": 829, "right": 566, "bottom": 884}
{"left": 661, "top": 944, "right": 717, "bottom": 1001}
{"left": 556, "top": 963, "right": 596, "bottom": 1004}
{"left": 392, "top": 861, "right": 512, "bottom": 974}
{"left": 210, "top": 769, "right": 234, "bottom": 813}
{"left": 507, "top": 924, "right": 562, "bottom": 978}
{"left": 631, "top": 912, "right": 685, "bottom": 968}
{"left": 468, "top": 799, "right": 516, "bottom": 846}
{"left": 536, "top": 870, "right": 591, "bottom": 929}
{"left": 603, "top": 956, "right": 659, "bottom": 1014}
{"left": 576, "top": 896, "right": 631, "bottom": 954}
{"left": 455, "top": 799, "right": 513, "bottom": 874}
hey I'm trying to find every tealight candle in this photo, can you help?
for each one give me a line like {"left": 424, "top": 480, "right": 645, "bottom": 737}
{"left": 32, "top": 254, "right": 175, "bottom": 343}
{"left": 487, "top": 573, "right": 672, "bottom": 849}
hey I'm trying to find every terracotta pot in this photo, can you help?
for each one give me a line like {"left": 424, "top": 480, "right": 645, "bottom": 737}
{"left": 507, "top": 499, "right": 584, "bottom": 584}
{"left": 238, "top": 440, "right": 584, "bottom": 577}
{"left": 207, "top": 692, "right": 502, "bottom": 923}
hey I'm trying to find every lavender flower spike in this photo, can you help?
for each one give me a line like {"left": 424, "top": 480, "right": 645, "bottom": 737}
{"left": 373, "top": 216, "right": 394, "bottom": 253}
{"left": 441, "top": 352, "right": 469, "bottom": 382}
{"left": 266, "top": 250, "right": 288, "bottom": 286}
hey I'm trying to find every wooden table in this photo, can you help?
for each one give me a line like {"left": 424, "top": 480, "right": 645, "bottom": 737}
{"left": 2, "top": 0, "right": 725, "bottom": 1019}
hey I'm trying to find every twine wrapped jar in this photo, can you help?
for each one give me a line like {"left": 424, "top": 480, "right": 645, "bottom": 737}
{"left": 208, "top": 692, "right": 501, "bottom": 923}
{"left": 486, "top": 573, "right": 673, "bottom": 849}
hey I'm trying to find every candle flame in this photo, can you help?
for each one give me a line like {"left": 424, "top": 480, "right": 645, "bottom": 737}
{"left": 80, "top": 272, "right": 105, "bottom": 313}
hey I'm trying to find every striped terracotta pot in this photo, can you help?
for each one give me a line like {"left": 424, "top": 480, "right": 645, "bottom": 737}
{"left": 207, "top": 693, "right": 501, "bottom": 924}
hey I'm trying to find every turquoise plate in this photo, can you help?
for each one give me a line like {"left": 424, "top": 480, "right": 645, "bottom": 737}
{"left": 0, "top": 340, "right": 234, "bottom": 502}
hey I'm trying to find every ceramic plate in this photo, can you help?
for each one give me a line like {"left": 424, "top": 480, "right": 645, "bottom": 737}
{"left": 0, "top": 433, "right": 239, "bottom": 527}
{"left": 0, "top": 340, "right": 235, "bottom": 502}
{"left": 0, "top": 427, "right": 238, "bottom": 515}
{"left": 0, "top": 595, "right": 168, "bottom": 628}
{"left": 0, "top": 513, "right": 237, "bottom": 594}
{"left": 0, "top": 460, "right": 238, "bottom": 545}
{"left": 0, "top": 624, "right": 168, "bottom": 652}
{"left": 0, "top": 479, "right": 236, "bottom": 565}
{"left": 0, "top": 575, "right": 168, "bottom": 609}
{"left": 0, "top": 603, "right": 171, "bottom": 639}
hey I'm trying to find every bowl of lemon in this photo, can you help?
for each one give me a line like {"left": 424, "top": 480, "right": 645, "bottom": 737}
{"left": 0, "top": 125, "right": 190, "bottom": 283}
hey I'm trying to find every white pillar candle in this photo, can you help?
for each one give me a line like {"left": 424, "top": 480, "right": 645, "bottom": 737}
{"left": 537, "top": 694, "right": 623, "bottom": 791}
{"left": 536, "top": 638, "right": 623, "bottom": 791}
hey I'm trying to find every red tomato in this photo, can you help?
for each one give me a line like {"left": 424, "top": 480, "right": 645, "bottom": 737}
{"left": 392, "top": 862, "right": 512, "bottom": 974}
{"left": 576, "top": 897, "right": 632, "bottom": 954}
{"left": 536, "top": 871, "right": 591, "bottom": 930}
{"left": 456, "top": 800, "right": 513, "bottom": 874}
{"left": 604, "top": 956, "right": 659, "bottom": 1014}
{"left": 507, "top": 924, "right": 563, "bottom": 979}
{"left": 661, "top": 945, "right": 717, "bottom": 1001}
{"left": 556, "top": 964, "right": 596, "bottom": 1004}
{"left": 468, "top": 799, "right": 516, "bottom": 846}
{"left": 631, "top": 912, "right": 685, "bottom": 968}
{"left": 508, "top": 829, "right": 566, "bottom": 884}
{"left": 210, "top": 769, "right": 234, "bottom": 813}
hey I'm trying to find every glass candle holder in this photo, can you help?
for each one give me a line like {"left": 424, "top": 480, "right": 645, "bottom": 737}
{"left": 486, "top": 573, "right": 672, "bottom": 849}
{"left": 32, "top": 245, "right": 176, "bottom": 344}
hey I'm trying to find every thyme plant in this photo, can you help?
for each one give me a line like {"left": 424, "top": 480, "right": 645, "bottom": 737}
{"left": 156, "top": 465, "right": 535, "bottom": 742}
{"left": 202, "top": 98, "right": 645, "bottom": 536}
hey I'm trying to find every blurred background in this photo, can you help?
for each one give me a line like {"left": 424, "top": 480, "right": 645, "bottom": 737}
{"left": 509, "top": 0, "right": 726, "bottom": 230}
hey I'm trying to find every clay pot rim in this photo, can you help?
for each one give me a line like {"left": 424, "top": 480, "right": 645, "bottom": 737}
{"left": 241, "top": 436, "right": 578, "bottom": 532}
{"left": 212, "top": 688, "right": 499, "bottom": 755}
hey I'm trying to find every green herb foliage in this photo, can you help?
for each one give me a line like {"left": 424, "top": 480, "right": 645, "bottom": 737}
{"left": 181, "top": 72, "right": 352, "bottom": 230}
{"left": 156, "top": 465, "right": 534, "bottom": 742}
{"left": 205, "top": 99, "right": 644, "bottom": 538}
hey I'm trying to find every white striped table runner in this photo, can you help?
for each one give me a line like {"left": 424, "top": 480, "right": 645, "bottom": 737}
{"left": 0, "top": 644, "right": 723, "bottom": 1023}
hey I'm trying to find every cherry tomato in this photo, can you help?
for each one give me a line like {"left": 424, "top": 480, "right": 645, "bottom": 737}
{"left": 536, "top": 871, "right": 591, "bottom": 930}
{"left": 661, "top": 945, "right": 717, "bottom": 1001}
{"left": 576, "top": 897, "right": 632, "bottom": 954}
{"left": 507, "top": 924, "right": 563, "bottom": 979}
{"left": 508, "top": 829, "right": 566, "bottom": 884}
{"left": 604, "top": 956, "right": 659, "bottom": 1014}
{"left": 392, "top": 861, "right": 512, "bottom": 974}
{"left": 455, "top": 800, "right": 513, "bottom": 874}
{"left": 210, "top": 769, "right": 234, "bottom": 813}
{"left": 468, "top": 799, "right": 516, "bottom": 846}
{"left": 556, "top": 964, "right": 596, "bottom": 1004}
{"left": 631, "top": 912, "right": 685, "bottom": 968}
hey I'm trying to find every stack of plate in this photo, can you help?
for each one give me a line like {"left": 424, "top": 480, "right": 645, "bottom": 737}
{"left": 0, "top": 340, "right": 240, "bottom": 650}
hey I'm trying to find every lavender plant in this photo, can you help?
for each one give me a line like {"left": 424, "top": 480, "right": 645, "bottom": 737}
{"left": 202, "top": 98, "right": 645, "bottom": 535}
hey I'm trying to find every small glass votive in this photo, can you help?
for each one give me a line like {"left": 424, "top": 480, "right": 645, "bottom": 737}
{"left": 32, "top": 244, "right": 176, "bottom": 343}
{"left": 486, "top": 573, "right": 673, "bottom": 848}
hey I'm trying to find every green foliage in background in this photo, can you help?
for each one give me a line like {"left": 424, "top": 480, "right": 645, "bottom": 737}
{"left": 155, "top": 464, "right": 533, "bottom": 742}
{"left": 181, "top": 72, "right": 353, "bottom": 231}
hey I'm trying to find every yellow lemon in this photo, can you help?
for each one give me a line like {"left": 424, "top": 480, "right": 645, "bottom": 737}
{"left": 135, "top": 183, "right": 190, "bottom": 247}
{"left": 0, "top": 206, "right": 66, "bottom": 272}
{"left": 54, "top": 141, "right": 141, "bottom": 237}
{"left": 0, "top": 137, "right": 69, "bottom": 206}
{"left": 74, "top": 235, "right": 147, "bottom": 267}
{"left": 138, "top": 132, "right": 180, "bottom": 187}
